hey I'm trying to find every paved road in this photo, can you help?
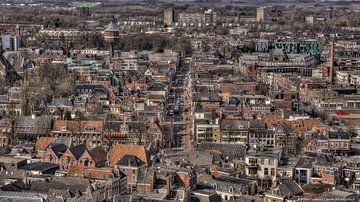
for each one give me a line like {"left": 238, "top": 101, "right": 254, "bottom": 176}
{"left": 162, "top": 53, "right": 191, "bottom": 149}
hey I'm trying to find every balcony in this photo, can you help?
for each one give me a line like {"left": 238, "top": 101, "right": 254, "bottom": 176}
{"left": 246, "top": 163, "right": 259, "bottom": 168}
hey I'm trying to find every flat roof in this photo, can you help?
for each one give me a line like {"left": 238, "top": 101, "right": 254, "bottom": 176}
{"left": 0, "top": 155, "right": 27, "bottom": 164}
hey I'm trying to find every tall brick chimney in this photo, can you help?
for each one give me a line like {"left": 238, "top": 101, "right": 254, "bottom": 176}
{"left": 330, "top": 41, "right": 334, "bottom": 84}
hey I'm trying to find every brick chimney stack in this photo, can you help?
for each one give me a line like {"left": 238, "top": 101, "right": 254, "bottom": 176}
{"left": 330, "top": 41, "right": 334, "bottom": 84}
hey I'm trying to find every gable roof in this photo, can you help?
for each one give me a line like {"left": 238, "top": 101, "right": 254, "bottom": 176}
{"left": 36, "top": 137, "right": 56, "bottom": 150}
{"left": 89, "top": 146, "right": 107, "bottom": 164}
{"left": 49, "top": 143, "right": 68, "bottom": 158}
{"left": 108, "top": 144, "right": 150, "bottom": 166}
{"left": 69, "top": 145, "right": 87, "bottom": 160}
{"left": 303, "top": 138, "right": 316, "bottom": 146}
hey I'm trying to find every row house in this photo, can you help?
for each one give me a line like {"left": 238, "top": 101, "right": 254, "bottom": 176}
{"left": 0, "top": 118, "right": 12, "bottom": 146}
{"left": 248, "top": 120, "right": 274, "bottom": 148}
{"left": 220, "top": 120, "right": 248, "bottom": 145}
{"left": 0, "top": 94, "right": 22, "bottom": 117}
{"left": 51, "top": 120, "right": 103, "bottom": 148}
{"left": 245, "top": 147, "right": 281, "bottom": 190}
{"left": 316, "top": 132, "right": 351, "bottom": 152}
{"left": 42, "top": 143, "right": 107, "bottom": 171}
{"left": 312, "top": 154, "right": 343, "bottom": 185}
{"left": 192, "top": 93, "right": 222, "bottom": 110}
{"left": 274, "top": 124, "right": 302, "bottom": 157}
{"left": 318, "top": 95, "right": 360, "bottom": 110}
{"left": 343, "top": 161, "right": 360, "bottom": 191}
{"left": 195, "top": 120, "right": 220, "bottom": 144}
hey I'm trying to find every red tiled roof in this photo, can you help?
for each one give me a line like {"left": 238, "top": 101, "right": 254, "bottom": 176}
{"left": 108, "top": 144, "right": 150, "bottom": 166}
{"left": 67, "top": 165, "right": 114, "bottom": 180}
{"left": 303, "top": 138, "right": 315, "bottom": 146}
{"left": 35, "top": 137, "right": 56, "bottom": 150}
{"left": 264, "top": 113, "right": 284, "bottom": 128}
{"left": 89, "top": 146, "right": 107, "bottom": 164}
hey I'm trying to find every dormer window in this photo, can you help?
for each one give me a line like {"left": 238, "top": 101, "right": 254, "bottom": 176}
{"left": 61, "top": 126, "right": 67, "bottom": 131}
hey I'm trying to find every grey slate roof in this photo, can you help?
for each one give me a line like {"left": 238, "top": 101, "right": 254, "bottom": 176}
{"left": 221, "top": 120, "right": 249, "bottom": 129}
{"left": 163, "top": 150, "right": 214, "bottom": 166}
{"left": 18, "top": 162, "right": 59, "bottom": 172}
{"left": 206, "top": 176, "right": 257, "bottom": 195}
{"left": 117, "top": 155, "right": 144, "bottom": 167}
{"left": 49, "top": 143, "right": 68, "bottom": 158}
{"left": 0, "top": 191, "right": 48, "bottom": 200}
{"left": 193, "top": 93, "right": 221, "bottom": 102}
{"left": 30, "top": 177, "right": 91, "bottom": 195}
{"left": 249, "top": 119, "right": 266, "bottom": 129}
{"left": 315, "top": 154, "right": 335, "bottom": 166}
{"left": 197, "top": 143, "right": 246, "bottom": 161}
{"left": 69, "top": 145, "right": 87, "bottom": 160}
{"left": 278, "top": 179, "right": 303, "bottom": 196}
{"left": 14, "top": 116, "right": 52, "bottom": 129}
{"left": 329, "top": 132, "right": 350, "bottom": 140}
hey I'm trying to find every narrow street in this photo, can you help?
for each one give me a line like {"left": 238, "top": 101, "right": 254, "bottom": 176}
{"left": 163, "top": 53, "right": 192, "bottom": 150}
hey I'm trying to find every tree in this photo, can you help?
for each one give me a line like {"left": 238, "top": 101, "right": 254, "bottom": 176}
{"left": 22, "top": 63, "right": 75, "bottom": 115}
{"left": 75, "top": 110, "right": 85, "bottom": 120}
{"left": 64, "top": 110, "right": 72, "bottom": 120}
{"left": 35, "top": 63, "right": 75, "bottom": 98}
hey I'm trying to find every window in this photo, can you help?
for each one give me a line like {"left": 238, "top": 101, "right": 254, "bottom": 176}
{"left": 271, "top": 168, "right": 275, "bottom": 176}
{"left": 229, "top": 187, "right": 233, "bottom": 193}
{"left": 261, "top": 158, "right": 265, "bottom": 165}
{"left": 249, "top": 158, "right": 257, "bottom": 165}
{"left": 269, "top": 159, "right": 274, "bottom": 165}
{"left": 249, "top": 168, "right": 257, "bottom": 175}
{"left": 264, "top": 168, "right": 269, "bottom": 176}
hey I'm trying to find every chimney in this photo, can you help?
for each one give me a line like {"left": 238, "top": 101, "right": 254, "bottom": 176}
{"left": 330, "top": 41, "right": 334, "bottom": 84}
{"left": 166, "top": 174, "right": 171, "bottom": 195}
